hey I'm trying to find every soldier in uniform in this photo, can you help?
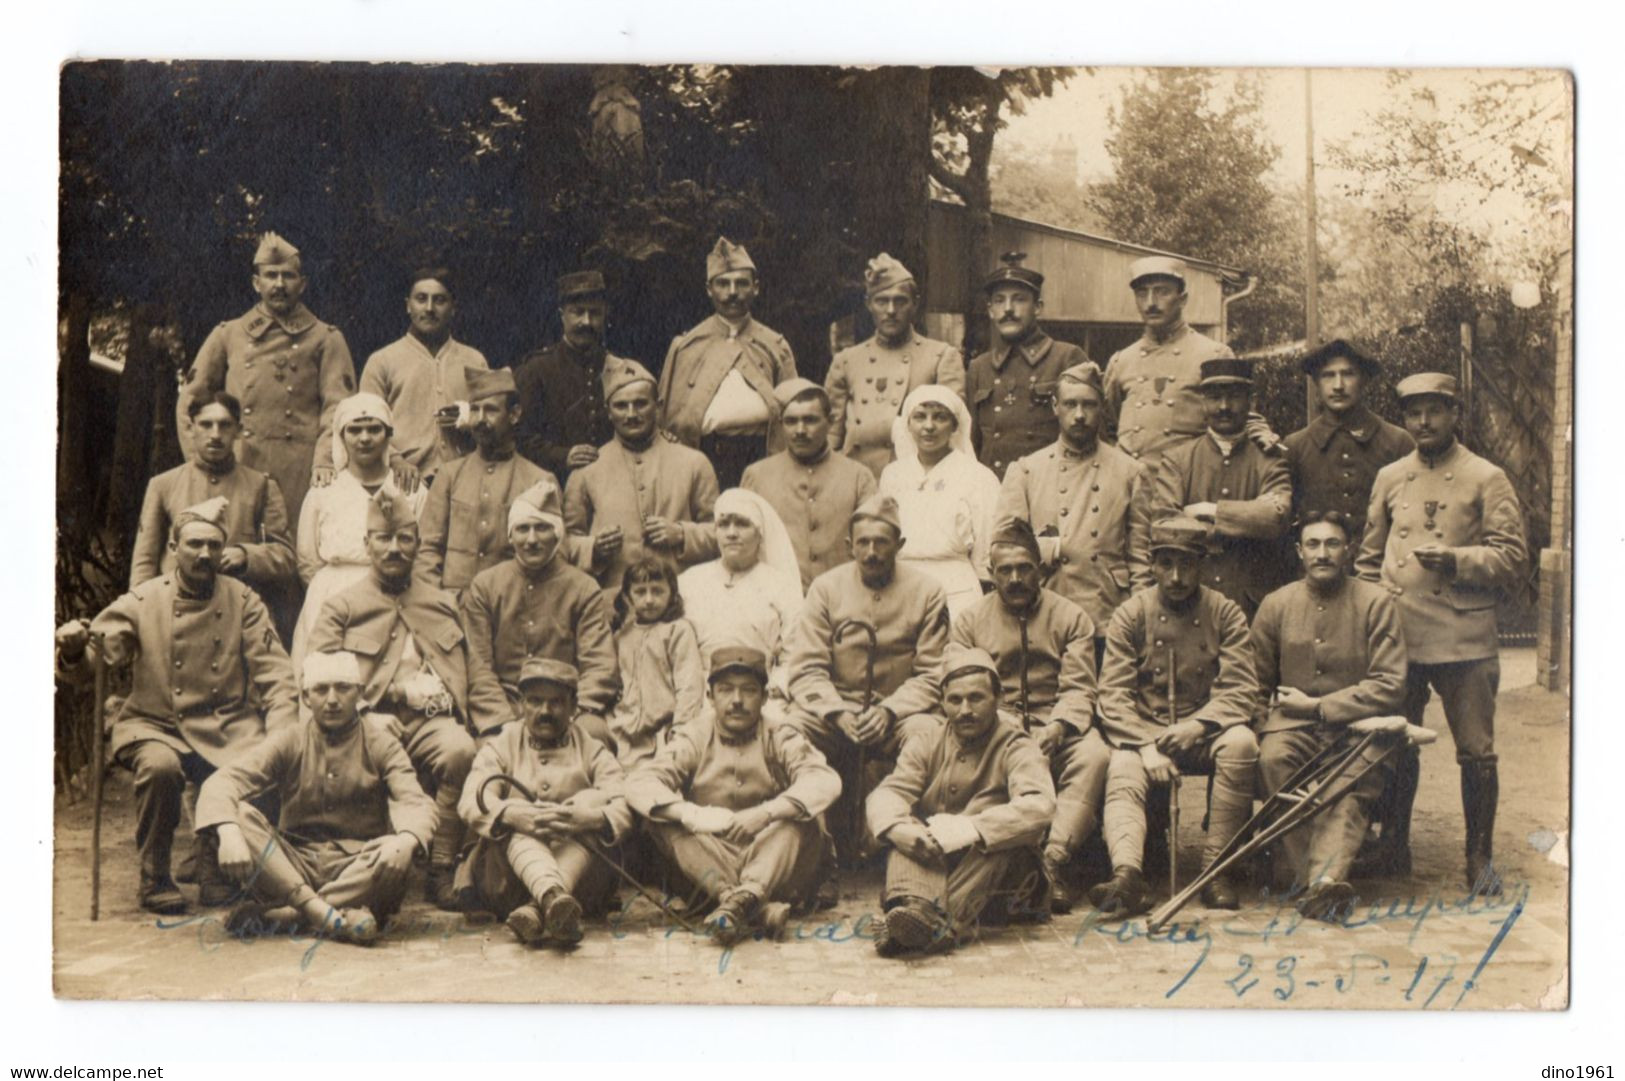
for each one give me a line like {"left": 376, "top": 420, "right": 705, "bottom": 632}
{"left": 825, "top": 253, "right": 965, "bottom": 478}
{"left": 867, "top": 647, "right": 1055, "bottom": 957}
{"left": 950, "top": 519, "right": 1109, "bottom": 913}
{"left": 200, "top": 650, "right": 437, "bottom": 945}
{"left": 359, "top": 266, "right": 489, "bottom": 479}
{"left": 1092, "top": 516, "right": 1259, "bottom": 915}
{"left": 458, "top": 659, "right": 634, "bottom": 949}
{"left": 461, "top": 478, "right": 618, "bottom": 730}
{"left": 657, "top": 237, "right": 799, "bottom": 490}
{"left": 566, "top": 358, "right": 720, "bottom": 594}
{"left": 415, "top": 367, "right": 558, "bottom": 599}
{"left": 177, "top": 232, "right": 370, "bottom": 524}
{"left": 1102, "top": 256, "right": 1238, "bottom": 466}
{"left": 964, "top": 252, "right": 1091, "bottom": 479}
{"left": 996, "top": 361, "right": 1150, "bottom": 659}
{"left": 1281, "top": 338, "right": 1413, "bottom": 544}
{"left": 628, "top": 647, "right": 842, "bottom": 947}
{"left": 308, "top": 488, "right": 512, "bottom": 909}
{"left": 512, "top": 270, "right": 627, "bottom": 486}
{"left": 741, "top": 378, "right": 878, "bottom": 590}
{"left": 132, "top": 391, "right": 296, "bottom": 620}
{"left": 1149, "top": 358, "right": 1292, "bottom": 618}
{"left": 54, "top": 497, "right": 300, "bottom": 914}
{"left": 1357, "top": 373, "right": 1527, "bottom": 895}
{"left": 1251, "top": 512, "right": 1407, "bottom": 920}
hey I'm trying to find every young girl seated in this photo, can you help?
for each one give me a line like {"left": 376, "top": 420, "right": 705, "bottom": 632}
{"left": 608, "top": 555, "right": 705, "bottom": 766}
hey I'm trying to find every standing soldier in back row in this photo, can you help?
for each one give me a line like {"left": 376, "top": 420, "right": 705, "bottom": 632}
{"left": 965, "top": 253, "right": 1090, "bottom": 480}
{"left": 177, "top": 233, "right": 359, "bottom": 524}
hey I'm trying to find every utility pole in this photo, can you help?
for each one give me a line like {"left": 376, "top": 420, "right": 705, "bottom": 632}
{"left": 1304, "top": 68, "right": 1322, "bottom": 417}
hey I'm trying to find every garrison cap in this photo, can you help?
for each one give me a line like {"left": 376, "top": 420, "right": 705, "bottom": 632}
{"left": 465, "top": 367, "right": 517, "bottom": 403}
{"left": 1301, "top": 337, "right": 1381, "bottom": 378}
{"left": 1149, "top": 515, "right": 1212, "bottom": 555}
{"left": 707, "top": 646, "right": 770, "bottom": 686}
{"left": 1128, "top": 255, "right": 1186, "bottom": 288}
{"left": 982, "top": 251, "right": 1044, "bottom": 296}
{"left": 253, "top": 231, "right": 301, "bottom": 269}
{"left": 941, "top": 646, "right": 1000, "bottom": 686}
{"left": 1058, "top": 360, "right": 1104, "bottom": 392}
{"left": 1395, "top": 372, "right": 1459, "bottom": 402}
{"left": 850, "top": 493, "right": 902, "bottom": 534}
{"left": 302, "top": 650, "right": 362, "bottom": 689}
{"left": 1198, "top": 357, "right": 1255, "bottom": 388}
{"left": 508, "top": 476, "right": 565, "bottom": 535}
{"left": 772, "top": 376, "right": 830, "bottom": 411}
{"left": 707, "top": 237, "right": 757, "bottom": 281}
{"left": 989, "top": 517, "right": 1042, "bottom": 563}
{"left": 365, "top": 488, "right": 418, "bottom": 534}
{"left": 863, "top": 253, "right": 915, "bottom": 297}
{"left": 557, "top": 270, "right": 607, "bottom": 302}
{"left": 602, "top": 357, "right": 658, "bottom": 402}
{"left": 517, "top": 657, "right": 580, "bottom": 690}
{"left": 174, "top": 496, "right": 230, "bottom": 540}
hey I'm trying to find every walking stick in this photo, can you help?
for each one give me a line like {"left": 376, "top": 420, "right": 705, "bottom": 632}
{"left": 90, "top": 632, "right": 107, "bottom": 922}
{"left": 833, "top": 620, "right": 879, "bottom": 861}
{"left": 475, "top": 773, "right": 706, "bottom": 934}
{"left": 1166, "top": 645, "right": 1180, "bottom": 896}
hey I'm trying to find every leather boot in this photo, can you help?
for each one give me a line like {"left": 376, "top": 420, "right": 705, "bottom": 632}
{"left": 1200, "top": 873, "right": 1240, "bottom": 911}
{"left": 194, "top": 829, "right": 239, "bottom": 908}
{"left": 1355, "top": 747, "right": 1417, "bottom": 877}
{"left": 705, "top": 887, "right": 761, "bottom": 948}
{"left": 1042, "top": 846, "right": 1074, "bottom": 915}
{"left": 425, "top": 863, "right": 462, "bottom": 911}
{"left": 1462, "top": 760, "right": 1504, "bottom": 897}
{"left": 139, "top": 873, "right": 189, "bottom": 916}
{"left": 1086, "top": 866, "right": 1151, "bottom": 917}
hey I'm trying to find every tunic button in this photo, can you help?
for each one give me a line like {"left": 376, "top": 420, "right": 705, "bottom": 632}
{"left": 174, "top": 661, "right": 182, "bottom": 669}
{"left": 1090, "top": 530, "right": 1098, "bottom": 537}
{"left": 1315, "top": 638, "right": 1323, "bottom": 644}
{"left": 173, "top": 687, "right": 182, "bottom": 695}
{"left": 245, "top": 407, "right": 254, "bottom": 415}
{"left": 1213, "top": 576, "right": 1223, "bottom": 583}
{"left": 389, "top": 630, "right": 397, "bottom": 639}
{"left": 1220, "top": 488, "right": 1230, "bottom": 496}
{"left": 1444, "top": 473, "right": 1453, "bottom": 481}
{"left": 284, "top": 409, "right": 293, "bottom": 417}
{"left": 1060, "top": 508, "right": 1069, "bottom": 517}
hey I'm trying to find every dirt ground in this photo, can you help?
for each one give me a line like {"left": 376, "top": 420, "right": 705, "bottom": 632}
{"left": 52, "top": 649, "right": 1569, "bottom": 1010}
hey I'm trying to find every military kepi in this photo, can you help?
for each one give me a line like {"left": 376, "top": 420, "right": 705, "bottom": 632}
{"left": 982, "top": 251, "right": 1043, "bottom": 296}
{"left": 1395, "top": 372, "right": 1459, "bottom": 402}
{"left": 851, "top": 493, "right": 902, "bottom": 534}
{"left": 557, "top": 270, "right": 606, "bottom": 302}
{"left": 1128, "top": 255, "right": 1186, "bottom": 288}
{"left": 1148, "top": 515, "right": 1212, "bottom": 555}
{"left": 1198, "top": 357, "right": 1255, "bottom": 388}
{"left": 517, "top": 657, "right": 580, "bottom": 689}
{"left": 707, "top": 237, "right": 756, "bottom": 281}
{"left": 708, "top": 646, "right": 770, "bottom": 685}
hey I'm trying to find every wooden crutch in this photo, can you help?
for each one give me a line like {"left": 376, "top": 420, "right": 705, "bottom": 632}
{"left": 833, "top": 619, "right": 879, "bottom": 861}
{"left": 89, "top": 632, "right": 107, "bottom": 921}
{"left": 1166, "top": 644, "right": 1179, "bottom": 895}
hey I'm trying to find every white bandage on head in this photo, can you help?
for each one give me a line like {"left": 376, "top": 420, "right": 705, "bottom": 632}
{"left": 302, "top": 650, "right": 362, "bottom": 690}
{"left": 507, "top": 477, "right": 566, "bottom": 538}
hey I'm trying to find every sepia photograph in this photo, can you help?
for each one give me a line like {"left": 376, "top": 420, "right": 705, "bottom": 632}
{"left": 47, "top": 55, "right": 1573, "bottom": 1017}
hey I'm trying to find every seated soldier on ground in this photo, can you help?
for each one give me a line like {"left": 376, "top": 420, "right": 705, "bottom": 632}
{"left": 198, "top": 650, "right": 436, "bottom": 945}
{"left": 457, "top": 659, "right": 634, "bottom": 949}
{"left": 55, "top": 496, "right": 300, "bottom": 914}
{"left": 1251, "top": 511, "right": 1407, "bottom": 921}
{"left": 951, "top": 518, "right": 1111, "bottom": 914}
{"left": 627, "top": 647, "right": 841, "bottom": 948}
{"left": 1092, "top": 515, "right": 1260, "bottom": 917}
{"left": 866, "top": 648, "right": 1056, "bottom": 958}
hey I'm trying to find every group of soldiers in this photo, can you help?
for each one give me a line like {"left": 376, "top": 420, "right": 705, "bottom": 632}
{"left": 54, "top": 230, "right": 1528, "bottom": 958}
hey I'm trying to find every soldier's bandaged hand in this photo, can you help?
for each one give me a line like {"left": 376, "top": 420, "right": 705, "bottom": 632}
{"left": 926, "top": 813, "right": 980, "bottom": 854}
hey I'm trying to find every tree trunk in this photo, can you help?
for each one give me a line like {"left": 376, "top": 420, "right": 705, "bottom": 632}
{"left": 106, "top": 305, "right": 157, "bottom": 552}
{"left": 57, "top": 292, "right": 93, "bottom": 533}
{"left": 852, "top": 68, "right": 932, "bottom": 304}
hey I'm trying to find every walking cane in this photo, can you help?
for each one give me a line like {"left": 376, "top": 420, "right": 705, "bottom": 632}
{"left": 90, "top": 632, "right": 107, "bottom": 921}
{"left": 833, "top": 620, "right": 879, "bottom": 861}
{"left": 475, "top": 773, "right": 706, "bottom": 935}
{"left": 1166, "top": 645, "right": 1180, "bottom": 896}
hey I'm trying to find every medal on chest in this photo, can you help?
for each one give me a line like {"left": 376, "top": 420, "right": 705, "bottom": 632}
{"left": 1423, "top": 501, "right": 1440, "bottom": 530}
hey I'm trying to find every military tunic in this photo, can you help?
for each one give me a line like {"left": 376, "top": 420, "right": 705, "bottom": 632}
{"left": 741, "top": 449, "right": 877, "bottom": 590}
{"left": 1282, "top": 406, "right": 1413, "bottom": 543}
{"left": 130, "top": 460, "right": 296, "bottom": 598}
{"left": 416, "top": 448, "right": 554, "bottom": 596}
{"left": 359, "top": 333, "right": 488, "bottom": 475}
{"left": 1097, "top": 586, "right": 1257, "bottom": 749}
{"left": 1150, "top": 431, "right": 1292, "bottom": 616}
{"left": 461, "top": 556, "right": 619, "bottom": 717}
{"left": 178, "top": 303, "right": 356, "bottom": 521}
{"left": 995, "top": 439, "right": 1151, "bottom": 631}
{"left": 965, "top": 331, "right": 1090, "bottom": 478}
{"left": 656, "top": 314, "right": 798, "bottom": 448}
{"left": 1102, "top": 323, "right": 1234, "bottom": 463}
{"left": 511, "top": 340, "right": 625, "bottom": 484}
{"left": 825, "top": 331, "right": 965, "bottom": 478}
{"left": 563, "top": 436, "right": 721, "bottom": 593}
{"left": 195, "top": 716, "right": 436, "bottom": 916}
{"left": 1356, "top": 441, "right": 1527, "bottom": 666}
{"left": 628, "top": 719, "right": 839, "bottom": 906}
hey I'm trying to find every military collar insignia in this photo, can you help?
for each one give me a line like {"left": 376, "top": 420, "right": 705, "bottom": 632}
{"left": 1310, "top": 405, "right": 1379, "bottom": 450}
{"left": 246, "top": 303, "right": 317, "bottom": 340}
